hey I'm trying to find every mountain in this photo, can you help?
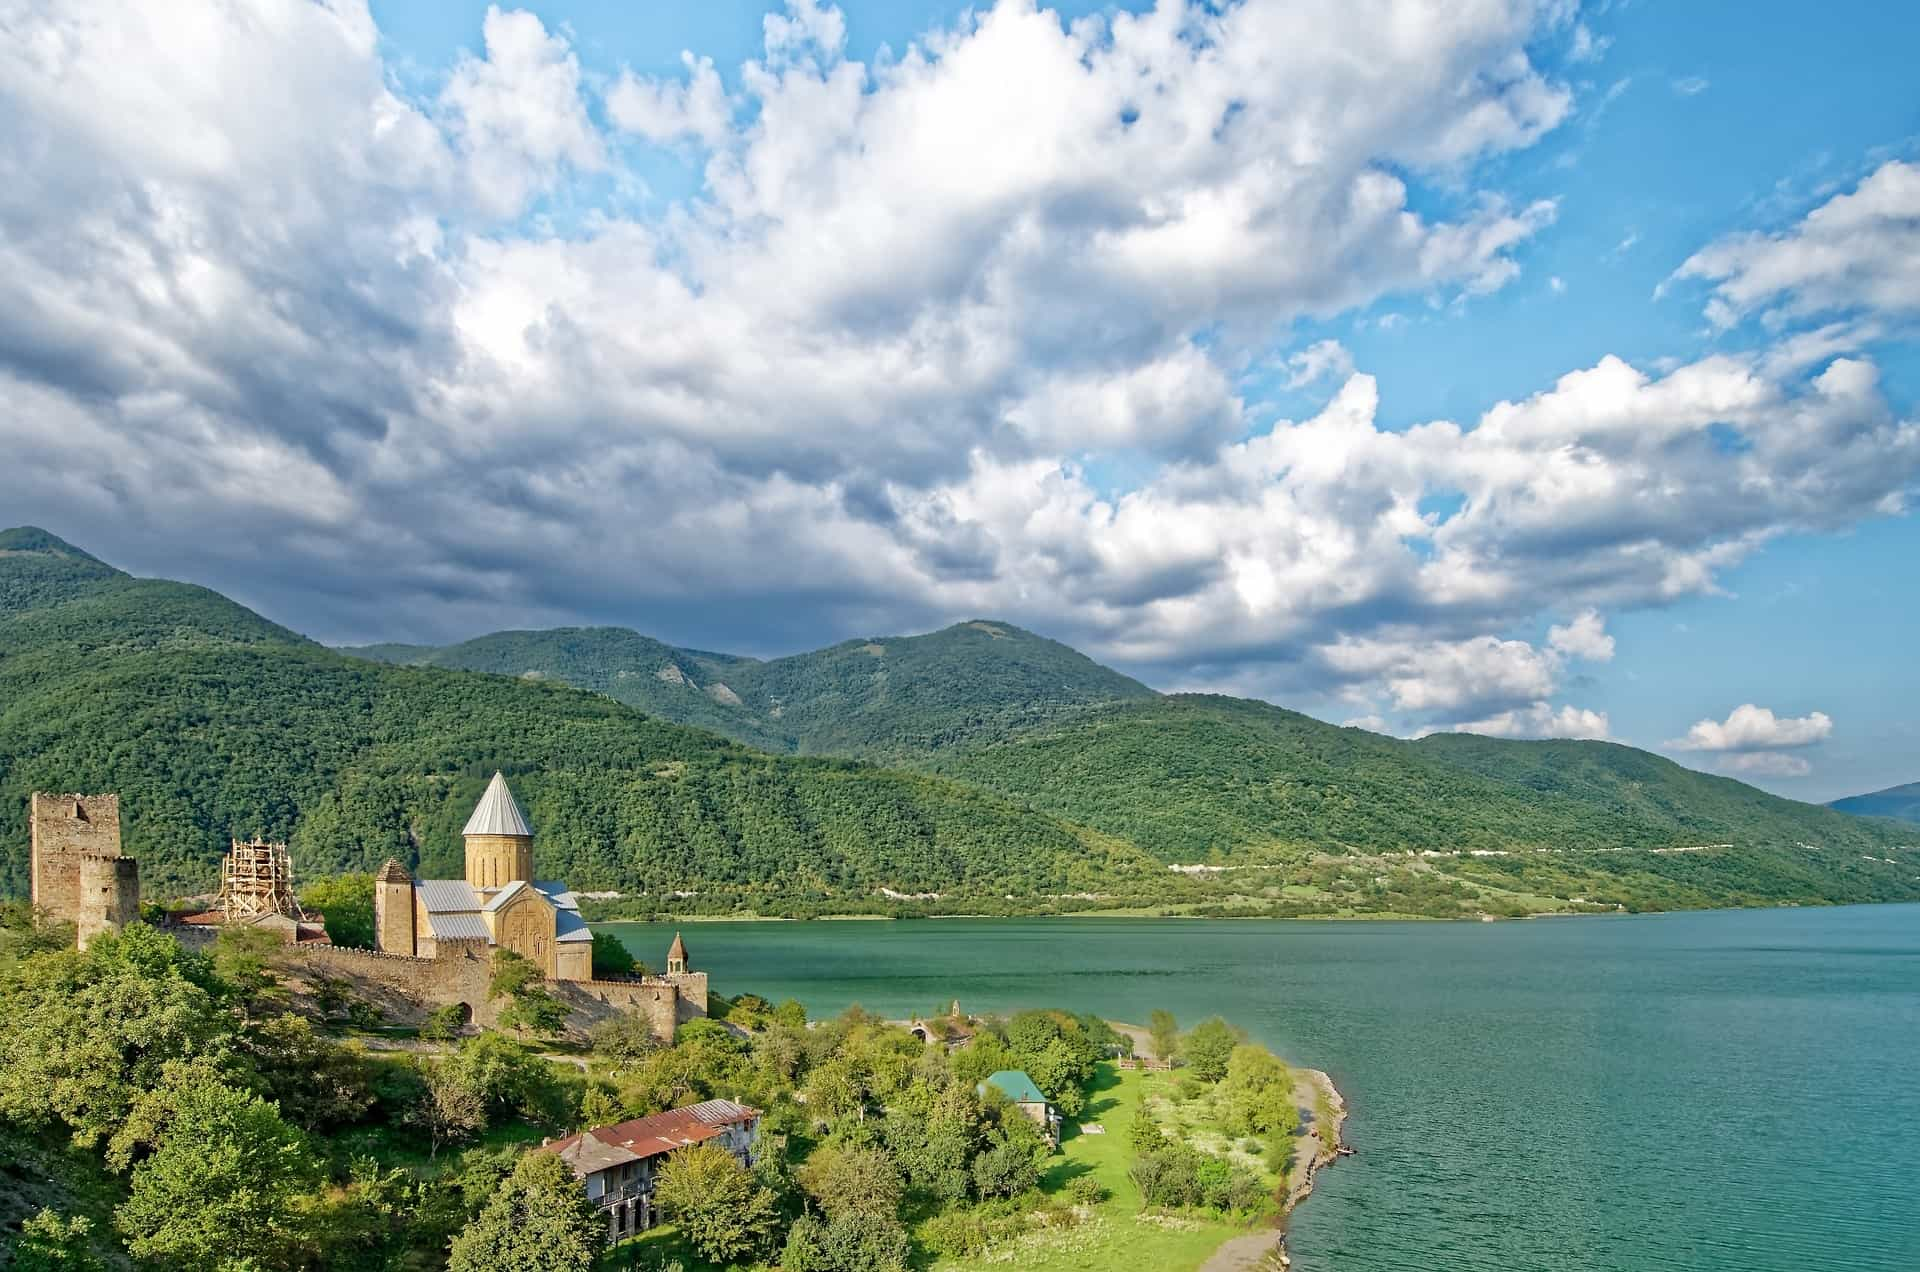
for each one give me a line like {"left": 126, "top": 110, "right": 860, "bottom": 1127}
{"left": 344, "top": 627, "right": 791, "bottom": 752}
{"left": 1829, "top": 781, "right": 1920, "bottom": 824}
{"left": 0, "top": 528, "right": 1152, "bottom": 902}
{"left": 8, "top": 526, "right": 1915, "bottom": 918}
{"left": 343, "top": 619, "right": 1155, "bottom": 761}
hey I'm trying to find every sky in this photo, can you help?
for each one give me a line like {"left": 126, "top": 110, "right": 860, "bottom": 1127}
{"left": 1, "top": 0, "right": 1916, "bottom": 802}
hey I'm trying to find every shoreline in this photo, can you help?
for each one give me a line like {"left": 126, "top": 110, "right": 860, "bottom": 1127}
{"left": 1106, "top": 1023, "right": 1349, "bottom": 1271}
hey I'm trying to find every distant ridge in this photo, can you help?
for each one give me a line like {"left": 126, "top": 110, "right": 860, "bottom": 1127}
{"left": 1829, "top": 781, "right": 1920, "bottom": 825}
{"left": 6, "top": 525, "right": 1916, "bottom": 916}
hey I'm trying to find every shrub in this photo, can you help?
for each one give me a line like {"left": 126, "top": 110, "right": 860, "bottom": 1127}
{"left": 1066, "top": 1174, "right": 1109, "bottom": 1207}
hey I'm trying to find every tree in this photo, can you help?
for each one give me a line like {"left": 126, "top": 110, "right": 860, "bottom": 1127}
{"left": 12, "top": 1208, "right": 106, "bottom": 1272}
{"left": 116, "top": 1081, "right": 315, "bottom": 1270}
{"left": 240, "top": 1012, "right": 375, "bottom": 1131}
{"left": 421, "top": 1002, "right": 469, "bottom": 1041}
{"left": 1221, "top": 1044, "right": 1298, "bottom": 1136}
{"left": 1181, "top": 1017, "right": 1243, "bottom": 1082}
{"left": 970, "top": 1138, "right": 1038, "bottom": 1200}
{"left": 588, "top": 1009, "right": 661, "bottom": 1063}
{"left": 448, "top": 1150, "right": 607, "bottom": 1272}
{"left": 589, "top": 929, "right": 636, "bottom": 978}
{"left": 299, "top": 872, "right": 375, "bottom": 949}
{"left": 797, "top": 1144, "right": 902, "bottom": 1220}
{"left": 653, "top": 1142, "right": 779, "bottom": 1264}
{"left": 498, "top": 986, "right": 569, "bottom": 1037}
{"left": 0, "top": 951, "right": 224, "bottom": 1149}
{"left": 211, "top": 925, "right": 289, "bottom": 1016}
{"left": 802, "top": 1058, "right": 865, "bottom": 1123}
{"left": 488, "top": 948, "right": 541, "bottom": 1000}
{"left": 1148, "top": 1010, "right": 1179, "bottom": 1063}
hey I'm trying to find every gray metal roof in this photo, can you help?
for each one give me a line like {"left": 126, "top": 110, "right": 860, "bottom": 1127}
{"left": 416, "top": 879, "right": 480, "bottom": 913}
{"left": 482, "top": 879, "right": 533, "bottom": 912}
{"left": 687, "top": 1099, "right": 756, "bottom": 1127}
{"left": 463, "top": 771, "right": 533, "bottom": 837}
{"left": 425, "top": 912, "right": 491, "bottom": 942}
{"left": 555, "top": 909, "right": 593, "bottom": 943}
{"left": 532, "top": 880, "right": 580, "bottom": 911}
{"left": 553, "top": 1131, "right": 640, "bottom": 1177}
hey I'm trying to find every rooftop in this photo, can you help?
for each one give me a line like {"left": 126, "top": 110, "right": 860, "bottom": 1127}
{"left": 980, "top": 1070, "right": 1049, "bottom": 1106}
{"left": 463, "top": 770, "right": 533, "bottom": 838}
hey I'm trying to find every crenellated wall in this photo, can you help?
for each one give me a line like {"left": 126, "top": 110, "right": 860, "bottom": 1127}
{"left": 268, "top": 941, "right": 690, "bottom": 1039}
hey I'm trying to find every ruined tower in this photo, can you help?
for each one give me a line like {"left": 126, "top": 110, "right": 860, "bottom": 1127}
{"left": 462, "top": 771, "right": 533, "bottom": 891}
{"left": 77, "top": 855, "right": 140, "bottom": 949}
{"left": 374, "top": 858, "right": 415, "bottom": 956}
{"left": 30, "top": 792, "right": 138, "bottom": 947}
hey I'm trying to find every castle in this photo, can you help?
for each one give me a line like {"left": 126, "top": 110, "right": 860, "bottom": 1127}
{"left": 29, "top": 792, "right": 139, "bottom": 948}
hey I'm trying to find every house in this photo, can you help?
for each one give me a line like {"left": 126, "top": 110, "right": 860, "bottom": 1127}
{"left": 541, "top": 1099, "right": 761, "bottom": 1241}
{"left": 979, "top": 1069, "right": 1061, "bottom": 1148}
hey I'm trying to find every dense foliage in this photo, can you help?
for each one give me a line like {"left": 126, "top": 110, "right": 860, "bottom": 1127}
{"left": 923, "top": 695, "right": 1918, "bottom": 865}
{"left": 0, "top": 531, "right": 1151, "bottom": 900}
{"left": 349, "top": 618, "right": 1156, "bottom": 762}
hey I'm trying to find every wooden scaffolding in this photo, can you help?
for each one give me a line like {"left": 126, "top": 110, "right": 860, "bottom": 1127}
{"left": 218, "top": 838, "right": 309, "bottom": 922}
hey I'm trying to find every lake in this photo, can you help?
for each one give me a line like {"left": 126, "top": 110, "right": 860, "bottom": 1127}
{"left": 605, "top": 904, "right": 1920, "bottom": 1270}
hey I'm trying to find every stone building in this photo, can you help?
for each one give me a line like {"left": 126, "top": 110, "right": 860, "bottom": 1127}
{"left": 372, "top": 773, "right": 692, "bottom": 997}
{"left": 980, "top": 1070, "right": 1061, "bottom": 1148}
{"left": 543, "top": 1099, "right": 760, "bottom": 1242}
{"left": 29, "top": 792, "right": 139, "bottom": 948}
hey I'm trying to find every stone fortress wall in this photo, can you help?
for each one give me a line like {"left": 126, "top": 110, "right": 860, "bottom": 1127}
{"left": 176, "top": 927, "right": 707, "bottom": 1040}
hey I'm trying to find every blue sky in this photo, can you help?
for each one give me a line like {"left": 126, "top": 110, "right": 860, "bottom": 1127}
{"left": 2, "top": 0, "right": 1916, "bottom": 800}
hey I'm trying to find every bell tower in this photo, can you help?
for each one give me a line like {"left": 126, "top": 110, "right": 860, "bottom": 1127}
{"left": 462, "top": 771, "right": 534, "bottom": 890}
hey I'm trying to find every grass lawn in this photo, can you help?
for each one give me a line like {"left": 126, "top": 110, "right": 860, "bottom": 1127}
{"left": 929, "top": 1063, "right": 1249, "bottom": 1272}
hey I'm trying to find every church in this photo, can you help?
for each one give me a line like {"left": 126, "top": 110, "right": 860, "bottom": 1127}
{"left": 373, "top": 771, "right": 598, "bottom": 980}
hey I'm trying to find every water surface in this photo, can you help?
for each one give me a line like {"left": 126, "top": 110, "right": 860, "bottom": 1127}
{"left": 608, "top": 905, "right": 1920, "bottom": 1270}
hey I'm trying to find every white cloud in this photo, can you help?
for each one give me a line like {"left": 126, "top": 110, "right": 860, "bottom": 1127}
{"left": 1674, "top": 160, "right": 1920, "bottom": 328}
{"left": 440, "top": 5, "right": 604, "bottom": 216}
{"left": 1283, "top": 340, "right": 1357, "bottom": 390}
{"left": 0, "top": 0, "right": 1914, "bottom": 731}
{"left": 1548, "top": 609, "right": 1615, "bottom": 662}
{"left": 1671, "top": 76, "right": 1710, "bottom": 96}
{"left": 1670, "top": 704, "right": 1834, "bottom": 751}
{"left": 607, "top": 52, "right": 733, "bottom": 145}
{"left": 1712, "top": 752, "right": 1812, "bottom": 778}
{"left": 1427, "top": 702, "right": 1611, "bottom": 740}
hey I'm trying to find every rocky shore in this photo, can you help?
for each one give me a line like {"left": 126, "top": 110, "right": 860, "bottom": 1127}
{"left": 1198, "top": 1066, "right": 1349, "bottom": 1272}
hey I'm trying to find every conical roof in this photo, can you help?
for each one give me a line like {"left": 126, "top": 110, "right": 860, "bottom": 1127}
{"left": 463, "top": 771, "right": 533, "bottom": 837}
{"left": 668, "top": 931, "right": 688, "bottom": 962}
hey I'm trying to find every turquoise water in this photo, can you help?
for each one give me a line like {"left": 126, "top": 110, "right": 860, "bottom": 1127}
{"left": 607, "top": 905, "right": 1920, "bottom": 1270}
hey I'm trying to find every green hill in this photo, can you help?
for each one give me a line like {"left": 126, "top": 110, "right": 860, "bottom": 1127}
{"left": 919, "top": 695, "right": 1919, "bottom": 908}
{"left": 1828, "top": 781, "right": 1920, "bottom": 825}
{"left": 343, "top": 619, "right": 1156, "bottom": 760}
{"left": 343, "top": 627, "right": 791, "bottom": 751}
{"left": 0, "top": 529, "right": 1152, "bottom": 902}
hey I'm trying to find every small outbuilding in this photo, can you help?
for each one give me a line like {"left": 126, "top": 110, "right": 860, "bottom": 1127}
{"left": 979, "top": 1069, "right": 1061, "bottom": 1148}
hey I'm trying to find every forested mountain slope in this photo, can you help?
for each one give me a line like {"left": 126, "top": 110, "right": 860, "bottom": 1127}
{"left": 344, "top": 626, "right": 790, "bottom": 751}
{"left": 345, "top": 619, "right": 1155, "bottom": 760}
{"left": 923, "top": 695, "right": 1915, "bottom": 861}
{"left": 1828, "top": 781, "right": 1920, "bottom": 825}
{"left": 0, "top": 530, "right": 1152, "bottom": 901}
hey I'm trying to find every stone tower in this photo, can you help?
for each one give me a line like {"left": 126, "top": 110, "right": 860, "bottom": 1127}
{"left": 667, "top": 930, "right": 688, "bottom": 974}
{"left": 77, "top": 855, "right": 139, "bottom": 949}
{"left": 30, "top": 792, "right": 138, "bottom": 947}
{"left": 463, "top": 771, "right": 533, "bottom": 890}
{"left": 30, "top": 792, "right": 122, "bottom": 914}
{"left": 374, "top": 858, "right": 415, "bottom": 956}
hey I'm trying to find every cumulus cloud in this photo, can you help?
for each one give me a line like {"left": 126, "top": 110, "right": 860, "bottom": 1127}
{"left": 1674, "top": 160, "right": 1920, "bottom": 329}
{"left": 0, "top": 0, "right": 1914, "bottom": 735}
{"left": 1548, "top": 609, "right": 1615, "bottom": 662}
{"left": 1425, "top": 702, "right": 1611, "bottom": 740}
{"left": 607, "top": 52, "right": 733, "bottom": 145}
{"left": 1670, "top": 704, "right": 1834, "bottom": 752}
{"left": 1711, "top": 752, "right": 1813, "bottom": 778}
{"left": 441, "top": 5, "right": 604, "bottom": 216}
